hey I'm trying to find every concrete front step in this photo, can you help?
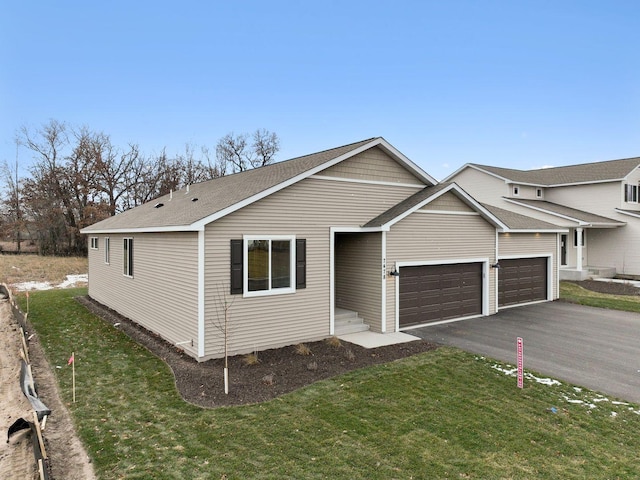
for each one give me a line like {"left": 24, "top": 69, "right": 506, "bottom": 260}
{"left": 335, "top": 308, "right": 370, "bottom": 335}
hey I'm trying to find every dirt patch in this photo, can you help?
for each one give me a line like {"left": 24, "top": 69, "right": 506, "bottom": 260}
{"left": 78, "top": 296, "right": 438, "bottom": 408}
{"left": 566, "top": 280, "right": 640, "bottom": 296}
{"left": 0, "top": 295, "right": 95, "bottom": 480}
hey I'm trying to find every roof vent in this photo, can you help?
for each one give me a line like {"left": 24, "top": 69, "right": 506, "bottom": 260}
{"left": 154, "top": 203, "right": 164, "bottom": 208}
{"left": 191, "top": 197, "right": 199, "bottom": 202}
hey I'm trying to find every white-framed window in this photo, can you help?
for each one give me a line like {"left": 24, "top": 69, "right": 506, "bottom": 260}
{"left": 243, "top": 235, "right": 295, "bottom": 297}
{"left": 104, "top": 237, "right": 110, "bottom": 264}
{"left": 512, "top": 185, "right": 520, "bottom": 196}
{"left": 123, "top": 238, "right": 134, "bottom": 277}
{"left": 624, "top": 183, "right": 638, "bottom": 203}
{"left": 90, "top": 237, "right": 98, "bottom": 249}
{"left": 536, "top": 188, "right": 543, "bottom": 198}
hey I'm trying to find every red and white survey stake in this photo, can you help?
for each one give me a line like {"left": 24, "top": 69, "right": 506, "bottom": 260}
{"left": 68, "top": 352, "right": 76, "bottom": 402}
{"left": 516, "top": 337, "right": 524, "bottom": 389}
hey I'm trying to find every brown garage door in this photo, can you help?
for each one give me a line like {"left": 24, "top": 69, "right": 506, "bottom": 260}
{"left": 399, "top": 263, "right": 483, "bottom": 328}
{"left": 498, "top": 257, "right": 547, "bottom": 307}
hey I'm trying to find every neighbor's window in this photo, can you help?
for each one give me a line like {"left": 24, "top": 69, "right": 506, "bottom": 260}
{"left": 573, "top": 229, "right": 586, "bottom": 247}
{"left": 245, "top": 236, "right": 295, "bottom": 296}
{"left": 625, "top": 183, "right": 638, "bottom": 203}
{"left": 104, "top": 237, "right": 110, "bottom": 264}
{"left": 536, "top": 188, "right": 543, "bottom": 198}
{"left": 90, "top": 237, "right": 98, "bottom": 249}
{"left": 123, "top": 238, "right": 134, "bottom": 277}
{"left": 512, "top": 185, "right": 520, "bottom": 196}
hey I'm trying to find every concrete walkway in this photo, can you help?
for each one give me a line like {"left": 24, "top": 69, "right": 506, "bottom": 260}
{"left": 411, "top": 302, "right": 640, "bottom": 404}
{"left": 338, "top": 331, "right": 421, "bottom": 348}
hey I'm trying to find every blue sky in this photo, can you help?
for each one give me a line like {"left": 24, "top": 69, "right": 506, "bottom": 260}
{"left": 1, "top": 1, "right": 639, "bottom": 180}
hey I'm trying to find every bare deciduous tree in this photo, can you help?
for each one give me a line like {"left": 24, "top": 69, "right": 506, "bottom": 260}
{"left": 215, "top": 129, "right": 280, "bottom": 173}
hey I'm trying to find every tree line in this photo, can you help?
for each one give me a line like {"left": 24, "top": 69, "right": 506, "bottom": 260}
{"left": 0, "top": 120, "right": 280, "bottom": 256}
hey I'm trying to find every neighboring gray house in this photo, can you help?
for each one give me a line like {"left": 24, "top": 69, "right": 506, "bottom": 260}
{"left": 82, "top": 138, "right": 563, "bottom": 361}
{"left": 445, "top": 157, "right": 640, "bottom": 280}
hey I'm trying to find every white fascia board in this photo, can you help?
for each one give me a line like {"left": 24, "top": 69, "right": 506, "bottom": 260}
{"left": 615, "top": 209, "right": 640, "bottom": 219}
{"left": 332, "top": 225, "right": 388, "bottom": 233}
{"left": 191, "top": 138, "right": 406, "bottom": 230}
{"left": 503, "top": 198, "right": 589, "bottom": 226}
{"left": 80, "top": 225, "right": 202, "bottom": 234}
{"left": 500, "top": 228, "right": 569, "bottom": 234}
{"left": 380, "top": 183, "right": 509, "bottom": 231}
{"left": 375, "top": 138, "right": 438, "bottom": 185}
{"left": 440, "top": 163, "right": 473, "bottom": 183}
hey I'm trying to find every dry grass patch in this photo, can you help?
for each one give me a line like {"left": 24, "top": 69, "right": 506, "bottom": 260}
{"left": 242, "top": 352, "right": 261, "bottom": 365}
{"left": 0, "top": 255, "right": 87, "bottom": 285}
{"left": 294, "top": 343, "right": 312, "bottom": 355}
{"left": 325, "top": 336, "right": 342, "bottom": 348}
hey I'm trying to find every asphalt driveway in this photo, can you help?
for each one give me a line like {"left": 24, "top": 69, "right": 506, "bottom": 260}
{"left": 411, "top": 301, "right": 640, "bottom": 404}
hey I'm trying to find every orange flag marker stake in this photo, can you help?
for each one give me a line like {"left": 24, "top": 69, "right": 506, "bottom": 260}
{"left": 68, "top": 352, "right": 76, "bottom": 403}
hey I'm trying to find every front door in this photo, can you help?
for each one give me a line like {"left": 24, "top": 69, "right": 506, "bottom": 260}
{"left": 561, "top": 234, "right": 567, "bottom": 266}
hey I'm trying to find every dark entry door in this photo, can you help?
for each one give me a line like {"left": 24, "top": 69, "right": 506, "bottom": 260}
{"left": 399, "top": 263, "right": 483, "bottom": 328}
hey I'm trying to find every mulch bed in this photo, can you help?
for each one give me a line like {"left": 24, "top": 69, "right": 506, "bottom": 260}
{"left": 565, "top": 279, "right": 640, "bottom": 296}
{"left": 77, "top": 296, "right": 437, "bottom": 408}
{"left": 76, "top": 280, "right": 637, "bottom": 408}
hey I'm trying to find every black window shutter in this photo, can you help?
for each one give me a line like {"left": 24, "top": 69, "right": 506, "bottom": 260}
{"left": 230, "top": 239, "right": 243, "bottom": 294}
{"left": 296, "top": 239, "right": 306, "bottom": 289}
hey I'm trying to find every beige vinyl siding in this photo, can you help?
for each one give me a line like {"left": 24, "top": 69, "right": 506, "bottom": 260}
{"left": 498, "top": 233, "right": 559, "bottom": 299}
{"left": 335, "top": 233, "right": 382, "bottom": 332}
{"left": 203, "top": 177, "right": 419, "bottom": 358}
{"left": 420, "top": 191, "right": 475, "bottom": 212}
{"left": 320, "top": 146, "right": 424, "bottom": 184}
{"left": 450, "top": 168, "right": 509, "bottom": 203}
{"left": 88, "top": 232, "right": 200, "bottom": 357}
{"left": 545, "top": 182, "right": 621, "bottom": 216}
{"left": 385, "top": 211, "right": 496, "bottom": 332}
{"left": 588, "top": 221, "right": 640, "bottom": 275}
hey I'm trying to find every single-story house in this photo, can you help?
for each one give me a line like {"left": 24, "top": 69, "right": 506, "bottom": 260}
{"left": 81, "top": 138, "right": 564, "bottom": 361}
{"left": 444, "top": 157, "right": 640, "bottom": 279}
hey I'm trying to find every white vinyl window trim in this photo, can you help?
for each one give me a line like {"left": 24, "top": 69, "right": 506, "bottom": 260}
{"left": 624, "top": 183, "right": 638, "bottom": 203}
{"left": 243, "top": 235, "right": 296, "bottom": 298}
{"left": 123, "top": 238, "right": 134, "bottom": 277}
{"left": 90, "top": 237, "right": 98, "bottom": 249}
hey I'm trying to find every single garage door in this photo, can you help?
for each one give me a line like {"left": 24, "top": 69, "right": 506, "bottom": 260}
{"left": 399, "top": 262, "right": 483, "bottom": 328}
{"left": 498, "top": 257, "right": 547, "bottom": 307}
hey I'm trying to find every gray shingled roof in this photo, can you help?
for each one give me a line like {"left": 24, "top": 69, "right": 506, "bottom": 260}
{"left": 363, "top": 183, "right": 452, "bottom": 228}
{"left": 83, "top": 138, "right": 383, "bottom": 232}
{"left": 472, "top": 157, "right": 640, "bottom": 186}
{"left": 480, "top": 203, "right": 564, "bottom": 230}
{"left": 506, "top": 199, "right": 625, "bottom": 226}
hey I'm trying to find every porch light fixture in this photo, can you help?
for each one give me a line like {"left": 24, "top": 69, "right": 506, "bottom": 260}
{"left": 388, "top": 268, "right": 400, "bottom": 277}
{"left": 491, "top": 263, "right": 501, "bottom": 269}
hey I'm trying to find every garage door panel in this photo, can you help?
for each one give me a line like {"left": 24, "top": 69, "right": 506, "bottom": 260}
{"left": 498, "top": 257, "right": 547, "bottom": 307}
{"left": 399, "top": 262, "right": 483, "bottom": 327}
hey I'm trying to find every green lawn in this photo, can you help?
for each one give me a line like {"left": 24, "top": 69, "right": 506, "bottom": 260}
{"left": 25, "top": 288, "right": 640, "bottom": 479}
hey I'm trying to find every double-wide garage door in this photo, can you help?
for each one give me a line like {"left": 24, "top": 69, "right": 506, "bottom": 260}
{"left": 498, "top": 257, "right": 548, "bottom": 307}
{"left": 399, "top": 263, "right": 483, "bottom": 328}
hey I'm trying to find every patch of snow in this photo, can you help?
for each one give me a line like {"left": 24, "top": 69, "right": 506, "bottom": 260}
{"left": 12, "top": 281, "right": 54, "bottom": 291}
{"left": 11, "top": 274, "right": 88, "bottom": 291}
{"left": 57, "top": 274, "right": 88, "bottom": 288}
{"left": 490, "top": 364, "right": 561, "bottom": 386}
